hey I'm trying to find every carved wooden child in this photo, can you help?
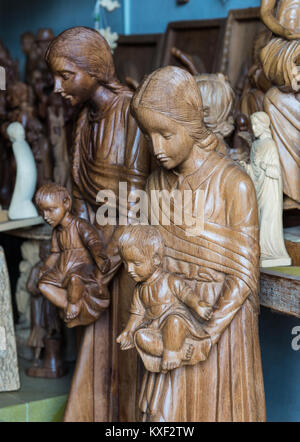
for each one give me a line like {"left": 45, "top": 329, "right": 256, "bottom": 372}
{"left": 117, "top": 225, "right": 212, "bottom": 373}
{"left": 35, "top": 183, "right": 110, "bottom": 323}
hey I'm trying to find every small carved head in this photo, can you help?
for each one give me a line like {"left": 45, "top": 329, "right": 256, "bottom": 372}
{"left": 35, "top": 183, "right": 71, "bottom": 228}
{"left": 119, "top": 225, "right": 164, "bottom": 282}
{"left": 250, "top": 111, "right": 271, "bottom": 139}
{"left": 7, "top": 122, "right": 25, "bottom": 143}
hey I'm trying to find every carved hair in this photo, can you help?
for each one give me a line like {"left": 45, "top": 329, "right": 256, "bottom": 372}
{"left": 195, "top": 73, "right": 234, "bottom": 138}
{"left": 131, "top": 66, "right": 218, "bottom": 151}
{"left": 45, "top": 26, "right": 128, "bottom": 94}
{"left": 119, "top": 225, "right": 165, "bottom": 260}
{"left": 250, "top": 111, "right": 272, "bottom": 138}
{"left": 35, "top": 183, "right": 71, "bottom": 208}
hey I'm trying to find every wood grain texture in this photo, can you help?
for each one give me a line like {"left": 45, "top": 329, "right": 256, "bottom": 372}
{"left": 259, "top": 269, "right": 300, "bottom": 318}
{"left": 0, "top": 246, "right": 20, "bottom": 392}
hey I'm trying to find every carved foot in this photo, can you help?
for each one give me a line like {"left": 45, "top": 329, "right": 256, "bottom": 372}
{"left": 64, "top": 302, "right": 81, "bottom": 322}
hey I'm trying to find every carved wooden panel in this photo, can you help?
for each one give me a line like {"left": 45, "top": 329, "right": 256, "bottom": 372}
{"left": 160, "top": 19, "right": 226, "bottom": 73}
{"left": 220, "top": 7, "right": 267, "bottom": 88}
{"left": 113, "top": 34, "right": 163, "bottom": 84}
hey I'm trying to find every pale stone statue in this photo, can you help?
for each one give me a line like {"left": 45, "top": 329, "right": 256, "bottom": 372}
{"left": 241, "top": 112, "right": 291, "bottom": 267}
{"left": 6, "top": 122, "right": 38, "bottom": 220}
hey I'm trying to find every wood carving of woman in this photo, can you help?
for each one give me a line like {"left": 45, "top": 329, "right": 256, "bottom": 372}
{"left": 129, "top": 66, "right": 266, "bottom": 421}
{"left": 45, "top": 26, "right": 150, "bottom": 421}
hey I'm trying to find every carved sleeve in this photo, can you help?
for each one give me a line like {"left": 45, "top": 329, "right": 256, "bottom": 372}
{"left": 203, "top": 173, "right": 259, "bottom": 345}
{"left": 77, "top": 218, "right": 108, "bottom": 267}
{"left": 129, "top": 286, "right": 145, "bottom": 317}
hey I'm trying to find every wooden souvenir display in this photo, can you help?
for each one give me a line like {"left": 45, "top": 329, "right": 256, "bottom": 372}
{"left": 160, "top": 19, "right": 226, "bottom": 73}
{"left": 128, "top": 65, "right": 266, "bottom": 422}
{"left": 113, "top": 34, "right": 163, "bottom": 86}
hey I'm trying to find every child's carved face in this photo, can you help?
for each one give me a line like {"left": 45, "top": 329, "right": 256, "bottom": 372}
{"left": 122, "top": 245, "right": 160, "bottom": 283}
{"left": 38, "top": 196, "right": 70, "bottom": 228}
{"left": 136, "top": 108, "right": 195, "bottom": 171}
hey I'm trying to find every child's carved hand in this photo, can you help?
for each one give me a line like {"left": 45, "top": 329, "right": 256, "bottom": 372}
{"left": 38, "top": 265, "right": 50, "bottom": 281}
{"left": 116, "top": 330, "right": 134, "bottom": 350}
{"left": 195, "top": 302, "right": 213, "bottom": 321}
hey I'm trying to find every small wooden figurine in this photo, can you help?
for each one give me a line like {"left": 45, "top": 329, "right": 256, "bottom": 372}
{"left": 117, "top": 225, "right": 212, "bottom": 374}
{"left": 6, "top": 122, "right": 38, "bottom": 220}
{"left": 35, "top": 183, "right": 110, "bottom": 324}
{"left": 229, "top": 113, "right": 252, "bottom": 162}
{"left": 241, "top": 111, "right": 291, "bottom": 267}
{"left": 26, "top": 240, "right": 66, "bottom": 378}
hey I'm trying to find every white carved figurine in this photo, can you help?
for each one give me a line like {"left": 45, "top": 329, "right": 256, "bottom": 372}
{"left": 6, "top": 122, "right": 38, "bottom": 220}
{"left": 241, "top": 112, "right": 291, "bottom": 267}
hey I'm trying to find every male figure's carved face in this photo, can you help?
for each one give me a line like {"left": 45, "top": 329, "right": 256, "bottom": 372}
{"left": 49, "top": 56, "right": 98, "bottom": 106}
{"left": 135, "top": 108, "right": 195, "bottom": 171}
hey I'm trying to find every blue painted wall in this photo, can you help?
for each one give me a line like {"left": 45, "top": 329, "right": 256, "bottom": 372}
{"left": 0, "top": 0, "right": 300, "bottom": 422}
{"left": 0, "top": 0, "right": 124, "bottom": 77}
{"left": 127, "top": 0, "right": 261, "bottom": 34}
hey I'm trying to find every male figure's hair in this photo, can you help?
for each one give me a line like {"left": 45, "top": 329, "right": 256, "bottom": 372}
{"left": 35, "top": 183, "right": 71, "bottom": 209}
{"left": 119, "top": 225, "right": 164, "bottom": 260}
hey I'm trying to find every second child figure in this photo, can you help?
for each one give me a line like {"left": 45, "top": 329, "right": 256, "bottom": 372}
{"left": 35, "top": 183, "right": 110, "bottom": 324}
{"left": 117, "top": 225, "right": 213, "bottom": 373}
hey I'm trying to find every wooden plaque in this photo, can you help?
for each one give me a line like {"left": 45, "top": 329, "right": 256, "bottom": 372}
{"left": 220, "top": 7, "right": 267, "bottom": 88}
{"left": 113, "top": 34, "right": 163, "bottom": 84}
{"left": 160, "top": 19, "right": 226, "bottom": 73}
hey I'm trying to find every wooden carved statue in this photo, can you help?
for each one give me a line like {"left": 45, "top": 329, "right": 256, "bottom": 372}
{"left": 45, "top": 26, "right": 150, "bottom": 421}
{"left": 239, "top": 29, "right": 272, "bottom": 117}
{"left": 129, "top": 66, "right": 266, "bottom": 421}
{"left": 195, "top": 73, "right": 235, "bottom": 155}
{"left": 261, "top": 0, "right": 300, "bottom": 39}
{"left": 117, "top": 225, "right": 212, "bottom": 375}
{"left": 35, "top": 183, "right": 110, "bottom": 323}
{"left": 26, "top": 117, "right": 54, "bottom": 188}
{"left": 26, "top": 240, "right": 66, "bottom": 378}
{"left": 21, "top": 31, "right": 39, "bottom": 86}
{"left": 47, "top": 93, "right": 71, "bottom": 190}
{"left": 240, "top": 112, "right": 291, "bottom": 267}
{"left": 260, "top": 0, "right": 300, "bottom": 209}
{"left": 6, "top": 81, "right": 35, "bottom": 129}
{"left": 169, "top": 49, "right": 235, "bottom": 155}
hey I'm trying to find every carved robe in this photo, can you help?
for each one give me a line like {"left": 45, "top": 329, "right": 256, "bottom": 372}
{"left": 64, "top": 91, "right": 150, "bottom": 422}
{"left": 141, "top": 151, "right": 266, "bottom": 422}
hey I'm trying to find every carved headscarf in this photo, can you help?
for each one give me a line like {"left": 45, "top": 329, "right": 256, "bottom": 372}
{"left": 131, "top": 66, "right": 218, "bottom": 151}
{"left": 45, "top": 26, "right": 127, "bottom": 94}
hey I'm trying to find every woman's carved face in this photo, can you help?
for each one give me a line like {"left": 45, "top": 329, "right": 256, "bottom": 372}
{"left": 49, "top": 56, "right": 98, "bottom": 106}
{"left": 136, "top": 108, "right": 195, "bottom": 171}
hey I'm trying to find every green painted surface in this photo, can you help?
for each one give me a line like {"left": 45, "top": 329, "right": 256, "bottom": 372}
{"left": 0, "top": 358, "right": 73, "bottom": 422}
{"left": 266, "top": 266, "right": 300, "bottom": 277}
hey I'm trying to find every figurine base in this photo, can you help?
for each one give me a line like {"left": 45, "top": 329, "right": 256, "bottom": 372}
{"left": 260, "top": 257, "right": 292, "bottom": 268}
{"left": 26, "top": 365, "right": 67, "bottom": 379}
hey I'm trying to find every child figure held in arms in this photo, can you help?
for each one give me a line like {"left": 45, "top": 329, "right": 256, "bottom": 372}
{"left": 35, "top": 183, "right": 110, "bottom": 323}
{"left": 117, "top": 225, "right": 213, "bottom": 373}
